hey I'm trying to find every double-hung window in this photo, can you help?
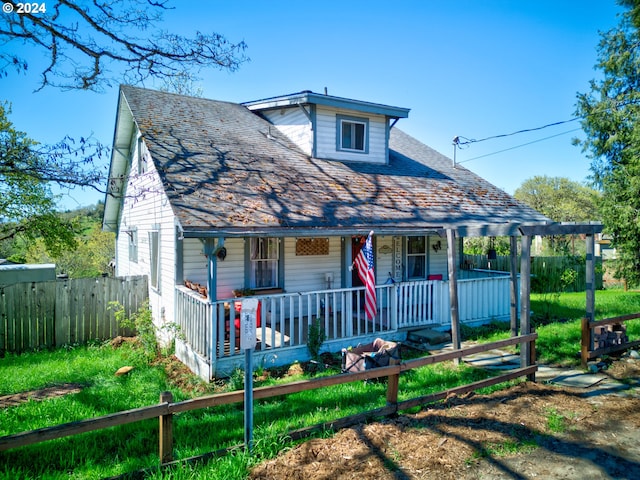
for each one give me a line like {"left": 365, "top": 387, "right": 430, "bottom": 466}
{"left": 128, "top": 228, "right": 138, "bottom": 263}
{"left": 407, "top": 236, "right": 426, "bottom": 280}
{"left": 337, "top": 115, "right": 368, "bottom": 153}
{"left": 250, "top": 237, "right": 279, "bottom": 289}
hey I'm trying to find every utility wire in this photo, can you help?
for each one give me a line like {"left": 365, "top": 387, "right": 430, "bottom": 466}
{"left": 451, "top": 99, "right": 640, "bottom": 165}
{"left": 454, "top": 117, "right": 580, "bottom": 147}
{"left": 457, "top": 128, "right": 582, "bottom": 164}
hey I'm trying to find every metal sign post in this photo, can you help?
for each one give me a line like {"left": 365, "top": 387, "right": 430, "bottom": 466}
{"left": 240, "top": 298, "right": 258, "bottom": 452}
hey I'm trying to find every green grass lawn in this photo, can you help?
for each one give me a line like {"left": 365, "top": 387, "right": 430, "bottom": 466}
{"left": 2, "top": 289, "right": 640, "bottom": 479}
{"left": 461, "top": 289, "right": 640, "bottom": 366}
{"left": 0, "top": 341, "right": 502, "bottom": 479}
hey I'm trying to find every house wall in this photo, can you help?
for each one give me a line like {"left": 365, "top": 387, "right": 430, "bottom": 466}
{"left": 283, "top": 237, "right": 342, "bottom": 291}
{"left": 180, "top": 234, "right": 452, "bottom": 302}
{"left": 115, "top": 132, "right": 177, "bottom": 335}
{"left": 375, "top": 236, "right": 450, "bottom": 284}
{"left": 260, "top": 107, "right": 313, "bottom": 156}
{"left": 315, "top": 106, "right": 388, "bottom": 164}
{"left": 182, "top": 237, "right": 245, "bottom": 300}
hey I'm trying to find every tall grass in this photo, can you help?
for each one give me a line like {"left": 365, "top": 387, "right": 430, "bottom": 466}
{"left": 0, "top": 343, "right": 502, "bottom": 479}
{"left": 461, "top": 290, "right": 640, "bottom": 366}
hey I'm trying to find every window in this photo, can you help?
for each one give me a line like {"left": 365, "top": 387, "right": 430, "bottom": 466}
{"left": 149, "top": 229, "right": 160, "bottom": 290}
{"left": 128, "top": 228, "right": 138, "bottom": 263}
{"left": 337, "top": 115, "right": 368, "bottom": 153}
{"left": 250, "top": 237, "right": 279, "bottom": 289}
{"left": 407, "top": 236, "right": 426, "bottom": 280}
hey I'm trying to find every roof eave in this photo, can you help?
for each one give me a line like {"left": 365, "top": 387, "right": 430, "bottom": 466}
{"left": 102, "top": 88, "right": 135, "bottom": 233}
{"left": 179, "top": 222, "right": 603, "bottom": 239}
{"left": 243, "top": 91, "right": 410, "bottom": 119}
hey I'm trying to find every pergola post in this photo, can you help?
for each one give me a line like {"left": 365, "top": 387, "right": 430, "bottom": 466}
{"left": 509, "top": 235, "right": 519, "bottom": 337}
{"left": 519, "top": 234, "right": 534, "bottom": 380}
{"left": 585, "top": 233, "right": 596, "bottom": 352}
{"left": 447, "top": 229, "right": 461, "bottom": 360}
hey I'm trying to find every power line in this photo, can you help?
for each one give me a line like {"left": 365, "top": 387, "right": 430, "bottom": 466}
{"left": 457, "top": 127, "right": 582, "bottom": 164}
{"left": 451, "top": 98, "right": 640, "bottom": 166}
{"left": 454, "top": 117, "right": 581, "bottom": 147}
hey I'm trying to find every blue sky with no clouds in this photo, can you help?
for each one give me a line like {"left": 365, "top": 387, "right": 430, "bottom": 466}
{"left": 1, "top": 1, "right": 624, "bottom": 210}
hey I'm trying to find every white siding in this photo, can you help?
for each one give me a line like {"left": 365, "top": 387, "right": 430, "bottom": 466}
{"left": 182, "top": 238, "right": 245, "bottom": 301}
{"left": 182, "top": 238, "right": 208, "bottom": 286}
{"left": 115, "top": 132, "right": 177, "bottom": 331}
{"left": 428, "top": 237, "right": 449, "bottom": 280}
{"left": 315, "top": 106, "right": 387, "bottom": 164}
{"left": 173, "top": 233, "right": 455, "bottom": 320}
{"left": 283, "top": 237, "right": 342, "bottom": 292}
{"left": 260, "top": 108, "right": 313, "bottom": 156}
{"left": 216, "top": 238, "right": 245, "bottom": 299}
{"left": 375, "top": 236, "right": 394, "bottom": 285}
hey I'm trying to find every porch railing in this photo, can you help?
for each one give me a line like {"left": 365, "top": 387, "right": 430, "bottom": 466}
{"left": 174, "top": 276, "right": 515, "bottom": 366}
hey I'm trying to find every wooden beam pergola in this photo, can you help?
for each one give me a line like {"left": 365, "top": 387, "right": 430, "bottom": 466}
{"left": 446, "top": 221, "right": 603, "bottom": 380}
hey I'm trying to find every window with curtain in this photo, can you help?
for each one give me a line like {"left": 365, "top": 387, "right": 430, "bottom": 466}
{"left": 250, "top": 237, "right": 279, "bottom": 288}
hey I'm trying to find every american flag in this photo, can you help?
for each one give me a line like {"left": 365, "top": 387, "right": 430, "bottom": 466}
{"left": 355, "top": 231, "right": 377, "bottom": 320}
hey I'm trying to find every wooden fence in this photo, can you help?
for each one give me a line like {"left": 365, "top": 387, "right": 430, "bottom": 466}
{"left": 0, "top": 276, "right": 148, "bottom": 355}
{"left": 581, "top": 313, "right": 640, "bottom": 367}
{"left": 463, "top": 254, "right": 603, "bottom": 292}
{"left": 0, "top": 332, "right": 537, "bottom": 471}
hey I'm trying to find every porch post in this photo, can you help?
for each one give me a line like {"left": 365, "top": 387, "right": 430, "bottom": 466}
{"left": 509, "top": 235, "right": 519, "bottom": 337}
{"left": 345, "top": 237, "right": 354, "bottom": 337}
{"left": 203, "top": 239, "right": 216, "bottom": 302}
{"left": 519, "top": 234, "right": 534, "bottom": 380}
{"left": 446, "top": 229, "right": 461, "bottom": 356}
{"left": 585, "top": 233, "right": 596, "bottom": 352}
{"left": 203, "top": 238, "right": 220, "bottom": 379}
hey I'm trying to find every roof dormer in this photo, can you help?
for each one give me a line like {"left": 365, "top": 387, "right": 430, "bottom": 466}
{"left": 243, "top": 91, "right": 409, "bottom": 164}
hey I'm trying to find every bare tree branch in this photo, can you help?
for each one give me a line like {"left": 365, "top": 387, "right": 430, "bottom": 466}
{"left": 0, "top": 0, "right": 248, "bottom": 91}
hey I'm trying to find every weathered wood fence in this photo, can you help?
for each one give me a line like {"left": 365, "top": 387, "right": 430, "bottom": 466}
{"left": 0, "top": 332, "right": 537, "bottom": 471}
{"left": 581, "top": 313, "right": 640, "bottom": 367}
{"left": 0, "top": 276, "right": 148, "bottom": 355}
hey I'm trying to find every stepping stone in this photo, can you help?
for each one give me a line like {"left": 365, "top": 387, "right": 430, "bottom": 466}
{"left": 548, "top": 370, "right": 605, "bottom": 388}
{"left": 407, "top": 328, "right": 451, "bottom": 346}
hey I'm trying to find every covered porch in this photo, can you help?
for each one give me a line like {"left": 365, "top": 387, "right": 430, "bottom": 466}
{"left": 173, "top": 223, "right": 603, "bottom": 381}
{"left": 174, "top": 271, "right": 514, "bottom": 379}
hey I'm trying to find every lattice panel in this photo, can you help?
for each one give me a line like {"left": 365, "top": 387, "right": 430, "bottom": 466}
{"left": 295, "top": 238, "right": 329, "bottom": 256}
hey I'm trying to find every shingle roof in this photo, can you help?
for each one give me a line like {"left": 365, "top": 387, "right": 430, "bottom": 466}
{"left": 119, "top": 85, "right": 550, "bottom": 235}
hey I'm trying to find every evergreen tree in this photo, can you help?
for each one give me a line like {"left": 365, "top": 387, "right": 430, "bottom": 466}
{"left": 576, "top": 0, "right": 640, "bottom": 285}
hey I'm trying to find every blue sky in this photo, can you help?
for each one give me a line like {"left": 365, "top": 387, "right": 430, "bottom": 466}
{"left": 2, "top": 1, "right": 624, "bottom": 210}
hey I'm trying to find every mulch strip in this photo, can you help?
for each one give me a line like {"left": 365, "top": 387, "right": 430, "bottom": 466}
{"left": 0, "top": 383, "right": 84, "bottom": 408}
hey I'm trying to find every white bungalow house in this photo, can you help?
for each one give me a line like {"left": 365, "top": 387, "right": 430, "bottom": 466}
{"left": 103, "top": 85, "right": 601, "bottom": 380}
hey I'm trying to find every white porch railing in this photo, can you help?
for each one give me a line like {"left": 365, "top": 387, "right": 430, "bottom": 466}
{"left": 173, "top": 276, "right": 513, "bottom": 368}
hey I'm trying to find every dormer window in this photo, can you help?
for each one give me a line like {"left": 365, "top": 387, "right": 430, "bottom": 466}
{"left": 337, "top": 115, "right": 369, "bottom": 153}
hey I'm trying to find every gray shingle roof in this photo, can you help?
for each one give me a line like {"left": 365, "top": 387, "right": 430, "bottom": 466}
{"left": 119, "top": 85, "right": 550, "bottom": 235}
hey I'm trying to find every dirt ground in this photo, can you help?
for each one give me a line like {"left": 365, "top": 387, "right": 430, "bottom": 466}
{"left": 250, "top": 358, "right": 640, "bottom": 480}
